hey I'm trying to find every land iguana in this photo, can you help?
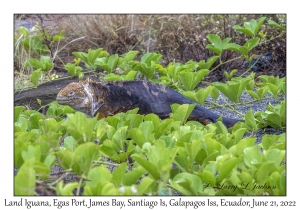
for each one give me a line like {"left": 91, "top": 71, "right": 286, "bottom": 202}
{"left": 56, "top": 78, "right": 241, "bottom": 127}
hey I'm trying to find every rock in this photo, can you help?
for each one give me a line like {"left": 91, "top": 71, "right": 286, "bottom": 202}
{"left": 14, "top": 20, "right": 35, "bottom": 33}
{"left": 247, "top": 52, "right": 273, "bottom": 72}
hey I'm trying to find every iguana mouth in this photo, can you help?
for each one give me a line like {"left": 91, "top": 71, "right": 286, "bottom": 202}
{"left": 56, "top": 95, "right": 77, "bottom": 104}
{"left": 56, "top": 95, "right": 68, "bottom": 104}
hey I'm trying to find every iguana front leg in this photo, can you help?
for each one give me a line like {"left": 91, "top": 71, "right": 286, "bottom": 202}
{"left": 95, "top": 103, "right": 115, "bottom": 119}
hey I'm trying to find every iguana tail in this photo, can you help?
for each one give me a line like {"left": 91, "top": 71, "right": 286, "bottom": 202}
{"left": 222, "top": 117, "right": 243, "bottom": 128}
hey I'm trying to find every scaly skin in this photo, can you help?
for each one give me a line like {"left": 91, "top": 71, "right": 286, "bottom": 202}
{"left": 56, "top": 78, "right": 241, "bottom": 127}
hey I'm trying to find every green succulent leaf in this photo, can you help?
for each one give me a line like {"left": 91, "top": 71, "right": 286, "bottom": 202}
{"left": 56, "top": 181, "right": 78, "bottom": 196}
{"left": 14, "top": 160, "right": 36, "bottom": 195}
{"left": 206, "top": 35, "right": 231, "bottom": 55}
{"left": 14, "top": 106, "right": 25, "bottom": 123}
{"left": 131, "top": 154, "right": 160, "bottom": 180}
{"left": 233, "top": 17, "right": 266, "bottom": 37}
{"left": 198, "top": 56, "right": 219, "bottom": 69}
{"left": 217, "top": 158, "right": 240, "bottom": 181}
{"left": 169, "top": 172, "right": 203, "bottom": 195}
{"left": 30, "top": 69, "right": 41, "bottom": 87}
{"left": 170, "top": 104, "right": 196, "bottom": 125}
{"left": 73, "top": 142, "right": 99, "bottom": 175}
{"left": 268, "top": 20, "right": 285, "bottom": 31}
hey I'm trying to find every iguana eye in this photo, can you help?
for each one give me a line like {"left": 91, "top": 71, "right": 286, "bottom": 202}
{"left": 67, "top": 91, "right": 75, "bottom": 96}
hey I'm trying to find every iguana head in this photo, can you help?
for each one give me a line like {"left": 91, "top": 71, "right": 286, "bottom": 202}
{"left": 56, "top": 78, "right": 103, "bottom": 117}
